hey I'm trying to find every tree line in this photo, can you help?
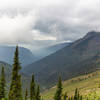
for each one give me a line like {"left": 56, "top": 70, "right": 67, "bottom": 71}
{"left": 0, "top": 46, "right": 88, "bottom": 100}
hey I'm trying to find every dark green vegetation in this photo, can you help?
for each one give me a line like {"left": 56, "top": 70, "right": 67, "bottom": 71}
{"left": 23, "top": 31, "right": 100, "bottom": 89}
{"left": 0, "top": 61, "right": 31, "bottom": 94}
{"left": 25, "top": 89, "right": 28, "bottom": 100}
{"left": 9, "top": 46, "right": 23, "bottom": 100}
{"left": 54, "top": 76, "right": 62, "bottom": 100}
{"left": 30, "top": 75, "right": 35, "bottom": 100}
{"left": 0, "top": 67, "right": 6, "bottom": 100}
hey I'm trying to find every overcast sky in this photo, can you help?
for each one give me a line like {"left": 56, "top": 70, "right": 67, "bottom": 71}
{"left": 0, "top": 0, "right": 100, "bottom": 51}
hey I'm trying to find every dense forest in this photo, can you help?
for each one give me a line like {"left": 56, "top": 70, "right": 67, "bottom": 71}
{"left": 0, "top": 46, "right": 99, "bottom": 100}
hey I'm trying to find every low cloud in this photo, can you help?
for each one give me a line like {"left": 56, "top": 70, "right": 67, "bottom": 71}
{"left": 0, "top": 0, "right": 100, "bottom": 50}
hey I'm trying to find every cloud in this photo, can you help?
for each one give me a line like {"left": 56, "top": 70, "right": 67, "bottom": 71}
{"left": 0, "top": 12, "right": 35, "bottom": 44}
{"left": 32, "top": 30, "right": 57, "bottom": 41}
{"left": 0, "top": 0, "right": 100, "bottom": 50}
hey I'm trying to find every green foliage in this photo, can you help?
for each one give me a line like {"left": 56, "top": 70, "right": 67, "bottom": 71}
{"left": 63, "top": 92, "right": 68, "bottom": 100}
{"left": 73, "top": 88, "right": 82, "bottom": 100}
{"left": 30, "top": 75, "right": 35, "bottom": 100}
{"left": 25, "top": 89, "right": 28, "bottom": 100}
{"left": 54, "top": 76, "right": 62, "bottom": 100}
{"left": 36, "top": 85, "right": 41, "bottom": 100}
{"left": 0, "top": 67, "right": 6, "bottom": 100}
{"left": 67, "top": 89, "right": 82, "bottom": 100}
{"left": 8, "top": 46, "right": 23, "bottom": 100}
{"left": 73, "top": 88, "right": 79, "bottom": 100}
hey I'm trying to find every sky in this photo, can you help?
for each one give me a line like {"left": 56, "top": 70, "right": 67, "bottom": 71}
{"left": 0, "top": 0, "right": 100, "bottom": 51}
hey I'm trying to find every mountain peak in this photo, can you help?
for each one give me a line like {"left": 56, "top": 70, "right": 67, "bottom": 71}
{"left": 85, "top": 31, "right": 100, "bottom": 38}
{"left": 87, "top": 31, "right": 98, "bottom": 34}
{"left": 70, "top": 30, "right": 100, "bottom": 51}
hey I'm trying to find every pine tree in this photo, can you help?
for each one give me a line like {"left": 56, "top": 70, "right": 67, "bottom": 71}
{"left": 8, "top": 46, "right": 23, "bottom": 100}
{"left": 74, "top": 88, "right": 79, "bottom": 100}
{"left": 36, "top": 85, "right": 41, "bottom": 100}
{"left": 25, "top": 89, "right": 28, "bottom": 100}
{"left": 68, "top": 97, "right": 73, "bottom": 100}
{"left": 80, "top": 96, "right": 82, "bottom": 100}
{"left": 30, "top": 75, "right": 35, "bottom": 100}
{"left": 63, "top": 92, "right": 68, "bottom": 100}
{"left": 0, "top": 66, "right": 6, "bottom": 100}
{"left": 17, "top": 75, "right": 23, "bottom": 100}
{"left": 54, "top": 76, "right": 62, "bottom": 100}
{"left": 73, "top": 88, "right": 82, "bottom": 100}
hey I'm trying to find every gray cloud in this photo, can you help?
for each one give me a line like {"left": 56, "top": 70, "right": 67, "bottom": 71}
{"left": 0, "top": 0, "right": 100, "bottom": 50}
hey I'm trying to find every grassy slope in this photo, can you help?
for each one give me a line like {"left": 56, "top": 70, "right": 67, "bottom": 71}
{"left": 42, "top": 71, "right": 100, "bottom": 100}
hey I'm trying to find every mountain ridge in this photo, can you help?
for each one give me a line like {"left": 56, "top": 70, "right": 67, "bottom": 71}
{"left": 33, "top": 42, "right": 71, "bottom": 60}
{"left": 23, "top": 31, "right": 100, "bottom": 89}
{"left": 0, "top": 46, "right": 35, "bottom": 66}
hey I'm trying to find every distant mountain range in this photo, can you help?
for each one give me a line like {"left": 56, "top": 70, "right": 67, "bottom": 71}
{"left": 34, "top": 42, "right": 71, "bottom": 59}
{"left": 0, "top": 42, "right": 71, "bottom": 67}
{"left": 23, "top": 31, "right": 100, "bottom": 89}
{"left": 0, "top": 42, "right": 72, "bottom": 91}
{"left": 0, "top": 46, "right": 35, "bottom": 66}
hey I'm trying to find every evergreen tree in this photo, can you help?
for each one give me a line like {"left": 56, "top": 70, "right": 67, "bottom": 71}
{"left": 17, "top": 75, "right": 23, "bottom": 100}
{"left": 30, "top": 75, "right": 35, "bottom": 100}
{"left": 0, "top": 67, "right": 6, "bottom": 100}
{"left": 8, "top": 46, "right": 23, "bottom": 100}
{"left": 80, "top": 96, "right": 82, "bottom": 100}
{"left": 36, "top": 85, "right": 41, "bottom": 100}
{"left": 54, "top": 76, "right": 62, "bottom": 100}
{"left": 25, "top": 89, "right": 28, "bottom": 100}
{"left": 68, "top": 97, "right": 73, "bottom": 100}
{"left": 73, "top": 88, "right": 82, "bottom": 100}
{"left": 63, "top": 92, "right": 68, "bottom": 100}
{"left": 74, "top": 88, "right": 79, "bottom": 100}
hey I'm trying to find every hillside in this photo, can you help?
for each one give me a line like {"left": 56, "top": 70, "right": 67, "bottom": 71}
{"left": 42, "top": 71, "right": 100, "bottom": 100}
{"left": 23, "top": 31, "right": 100, "bottom": 89}
{"left": 0, "top": 46, "right": 35, "bottom": 66}
{"left": 33, "top": 42, "right": 71, "bottom": 59}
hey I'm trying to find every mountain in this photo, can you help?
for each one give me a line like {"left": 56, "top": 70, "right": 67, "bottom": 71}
{"left": 33, "top": 42, "right": 71, "bottom": 60}
{"left": 0, "top": 46, "right": 35, "bottom": 66}
{"left": 23, "top": 31, "right": 100, "bottom": 89}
